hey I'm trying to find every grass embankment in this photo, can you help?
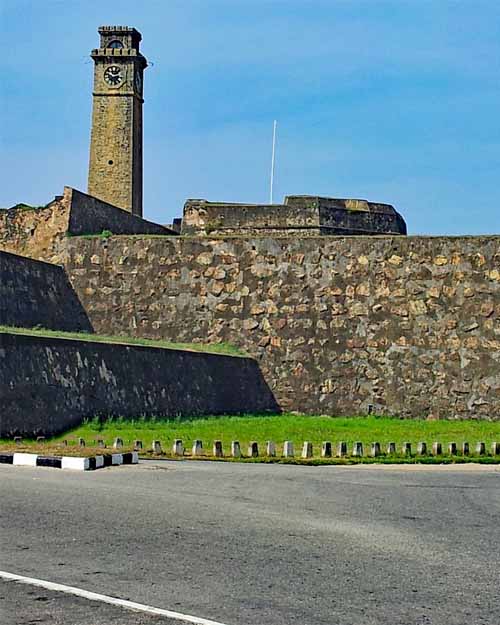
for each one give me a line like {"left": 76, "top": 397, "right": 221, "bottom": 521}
{"left": 4, "top": 415, "right": 496, "bottom": 464}
{"left": 0, "top": 325, "right": 246, "bottom": 357}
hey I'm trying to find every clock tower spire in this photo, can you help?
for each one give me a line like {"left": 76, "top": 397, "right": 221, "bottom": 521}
{"left": 87, "top": 26, "right": 147, "bottom": 217}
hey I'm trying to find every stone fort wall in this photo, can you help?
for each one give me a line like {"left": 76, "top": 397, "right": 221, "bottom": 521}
{"left": 0, "top": 331, "right": 277, "bottom": 437}
{"left": 65, "top": 234, "right": 500, "bottom": 420}
{"left": 0, "top": 250, "right": 92, "bottom": 332}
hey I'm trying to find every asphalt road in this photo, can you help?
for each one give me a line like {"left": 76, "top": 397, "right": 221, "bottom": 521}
{"left": 1, "top": 461, "right": 499, "bottom": 625}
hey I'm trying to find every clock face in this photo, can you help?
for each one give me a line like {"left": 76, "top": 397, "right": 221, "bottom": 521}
{"left": 134, "top": 72, "right": 142, "bottom": 93}
{"left": 104, "top": 66, "right": 123, "bottom": 87}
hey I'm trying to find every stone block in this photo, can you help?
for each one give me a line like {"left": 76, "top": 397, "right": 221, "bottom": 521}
{"left": 113, "top": 437, "right": 123, "bottom": 449}
{"left": 283, "top": 441, "right": 294, "bottom": 458}
{"left": 417, "top": 442, "right": 427, "bottom": 456}
{"left": 231, "top": 441, "right": 241, "bottom": 458}
{"left": 337, "top": 441, "right": 348, "bottom": 457}
{"left": 266, "top": 441, "right": 276, "bottom": 457}
{"left": 301, "top": 441, "right": 313, "bottom": 459}
{"left": 475, "top": 442, "right": 486, "bottom": 456}
{"left": 371, "top": 442, "right": 381, "bottom": 457}
{"left": 173, "top": 439, "right": 184, "bottom": 456}
{"left": 248, "top": 441, "right": 259, "bottom": 458}
{"left": 321, "top": 441, "right": 332, "bottom": 458}
{"left": 192, "top": 440, "right": 203, "bottom": 456}
{"left": 386, "top": 442, "right": 396, "bottom": 455}
{"left": 213, "top": 440, "right": 223, "bottom": 458}
{"left": 432, "top": 442, "right": 442, "bottom": 456}
{"left": 462, "top": 442, "right": 469, "bottom": 456}
{"left": 402, "top": 442, "right": 412, "bottom": 456}
{"left": 352, "top": 442, "right": 363, "bottom": 457}
{"left": 152, "top": 440, "right": 162, "bottom": 454}
{"left": 448, "top": 442, "right": 457, "bottom": 455}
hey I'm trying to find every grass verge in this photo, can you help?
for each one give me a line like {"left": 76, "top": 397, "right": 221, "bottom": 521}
{"left": 3, "top": 415, "right": 498, "bottom": 464}
{"left": 0, "top": 325, "right": 246, "bottom": 357}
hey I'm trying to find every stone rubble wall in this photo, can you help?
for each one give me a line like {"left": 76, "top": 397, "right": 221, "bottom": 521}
{"left": 65, "top": 234, "right": 500, "bottom": 420}
{"left": 0, "top": 332, "right": 278, "bottom": 437}
{"left": 0, "top": 186, "right": 173, "bottom": 265}
{"left": 0, "top": 250, "right": 93, "bottom": 332}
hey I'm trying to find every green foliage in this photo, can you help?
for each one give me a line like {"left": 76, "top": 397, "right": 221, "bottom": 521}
{"left": 0, "top": 325, "right": 247, "bottom": 357}
{"left": 49, "top": 414, "right": 500, "bottom": 462}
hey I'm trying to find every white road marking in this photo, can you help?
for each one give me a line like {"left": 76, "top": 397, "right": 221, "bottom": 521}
{"left": 0, "top": 570, "right": 231, "bottom": 625}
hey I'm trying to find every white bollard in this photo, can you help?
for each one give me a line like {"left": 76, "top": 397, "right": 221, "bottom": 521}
{"left": 417, "top": 442, "right": 427, "bottom": 456}
{"left": 321, "top": 441, "right": 332, "bottom": 458}
{"left": 448, "top": 442, "right": 457, "bottom": 456}
{"left": 337, "top": 441, "right": 348, "bottom": 457}
{"left": 172, "top": 439, "right": 184, "bottom": 456}
{"left": 152, "top": 440, "right": 162, "bottom": 454}
{"left": 432, "top": 442, "right": 442, "bottom": 456}
{"left": 352, "top": 442, "right": 363, "bottom": 457}
{"left": 213, "top": 440, "right": 223, "bottom": 458}
{"left": 402, "top": 442, "right": 412, "bottom": 456}
{"left": 476, "top": 442, "right": 486, "bottom": 456}
{"left": 386, "top": 442, "right": 396, "bottom": 455}
{"left": 248, "top": 441, "right": 259, "bottom": 458}
{"left": 371, "top": 442, "right": 381, "bottom": 457}
{"left": 266, "top": 441, "right": 276, "bottom": 457}
{"left": 192, "top": 440, "right": 203, "bottom": 456}
{"left": 78, "top": 438, "right": 86, "bottom": 447}
{"left": 283, "top": 441, "right": 294, "bottom": 458}
{"left": 462, "top": 442, "right": 469, "bottom": 456}
{"left": 301, "top": 441, "right": 313, "bottom": 459}
{"left": 96, "top": 439, "right": 105, "bottom": 448}
{"left": 231, "top": 441, "right": 241, "bottom": 458}
{"left": 113, "top": 437, "right": 123, "bottom": 449}
{"left": 491, "top": 442, "right": 500, "bottom": 456}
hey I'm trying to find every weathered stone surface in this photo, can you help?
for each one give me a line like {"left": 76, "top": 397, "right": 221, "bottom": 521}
{"left": 0, "top": 251, "right": 93, "bottom": 332}
{"left": 64, "top": 234, "right": 500, "bottom": 420}
{"left": 181, "top": 196, "right": 407, "bottom": 237}
{"left": 0, "top": 331, "right": 279, "bottom": 437}
{"left": 0, "top": 187, "right": 173, "bottom": 264}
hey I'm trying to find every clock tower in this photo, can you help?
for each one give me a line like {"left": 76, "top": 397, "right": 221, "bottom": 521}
{"left": 87, "top": 26, "right": 147, "bottom": 216}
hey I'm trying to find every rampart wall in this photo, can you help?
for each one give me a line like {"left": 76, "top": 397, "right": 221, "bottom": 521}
{"left": 0, "top": 186, "right": 172, "bottom": 264}
{"left": 0, "top": 332, "right": 277, "bottom": 437}
{"left": 0, "top": 250, "right": 92, "bottom": 332}
{"left": 66, "top": 234, "right": 500, "bottom": 420}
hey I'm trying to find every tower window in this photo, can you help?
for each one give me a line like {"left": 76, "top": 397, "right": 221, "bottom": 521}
{"left": 108, "top": 40, "right": 123, "bottom": 49}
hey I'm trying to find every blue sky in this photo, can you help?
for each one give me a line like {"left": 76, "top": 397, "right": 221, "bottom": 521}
{"left": 1, "top": 0, "right": 499, "bottom": 234}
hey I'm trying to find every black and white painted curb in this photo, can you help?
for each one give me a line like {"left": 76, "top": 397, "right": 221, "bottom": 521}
{"left": 0, "top": 452, "right": 139, "bottom": 470}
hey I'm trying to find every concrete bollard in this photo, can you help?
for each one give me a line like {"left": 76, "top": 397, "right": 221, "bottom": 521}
{"left": 371, "top": 442, "right": 381, "bottom": 457}
{"left": 113, "top": 437, "right": 123, "bottom": 449}
{"left": 402, "top": 442, "right": 411, "bottom": 456}
{"left": 61, "top": 439, "right": 68, "bottom": 447}
{"left": 491, "top": 442, "right": 500, "bottom": 456}
{"left": 301, "top": 441, "right": 313, "bottom": 459}
{"left": 321, "top": 441, "right": 332, "bottom": 458}
{"left": 352, "top": 442, "right": 363, "bottom": 457}
{"left": 283, "top": 441, "right": 294, "bottom": 458}
{"left": 432, "top": 442, "right": 442, "bottom": 456}
{"left": 231, "top": 441, "right": 241, "bottom": 458}
{"left": 152, "top": 440, "right": 162, "bottom": 454}
{"left": 173, "top": 439, "right": 184, "bottom": 456}
{"left": 337, "top": 441, "right": 348, "bottom": 457}
{"left": 78, "top": 438, "right": 86, "bottom": 447}
{"left": 417, "top": 442, "right": 427, "bottom": 456}
{"left": 266, "top": 441, "right": 276, "bottom": 457}
{"left": 462, "top": 442, "right": 469, "bottom": 456}
{"left": 476, "top": 442, "right": 486, "bottom": 456}
{"left": 213, "top": 440, "right": 223, "bottom": 458}
{"left": 14, "top": 437, "right": 22, "bottom": 446}
{"left": 448, "top": 442, "right": 457, "bottom": 456}
{"left": 96, "top": 439, "right": 105, "bottom": 448}
{"left": 248, "top": 441, "right": 259, "bottom": 458}
{"left": 36, "top": 436, "right": 46, "bottom": 444}
{"left": 386, "top": 442, "right": 396, "bottom": 455}
{"left": 133, "top": 440, "right": 143, "bottom": 450}
{"left": 192, "top": 440, "right": 203, "bottom": 456}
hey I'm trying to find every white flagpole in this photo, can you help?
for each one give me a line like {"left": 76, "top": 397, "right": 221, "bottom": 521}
{"left": 270, "top": 120, "right": 277, "bottom": 204}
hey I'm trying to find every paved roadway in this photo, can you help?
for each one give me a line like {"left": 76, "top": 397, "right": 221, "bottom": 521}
{"left": 1, "top": 460, "right": 499, "bottom": 625}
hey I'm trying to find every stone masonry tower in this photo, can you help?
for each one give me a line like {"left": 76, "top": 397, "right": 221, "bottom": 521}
{"left": 88, "top": 26, "right": 147, "bottom": 216}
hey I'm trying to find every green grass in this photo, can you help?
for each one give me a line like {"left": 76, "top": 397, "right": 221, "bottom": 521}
{"left": 0, "top": 325, "right": 246, "bottom": 357}
{"left": 37, "top": 414, "right": 500, "bottom": 462}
